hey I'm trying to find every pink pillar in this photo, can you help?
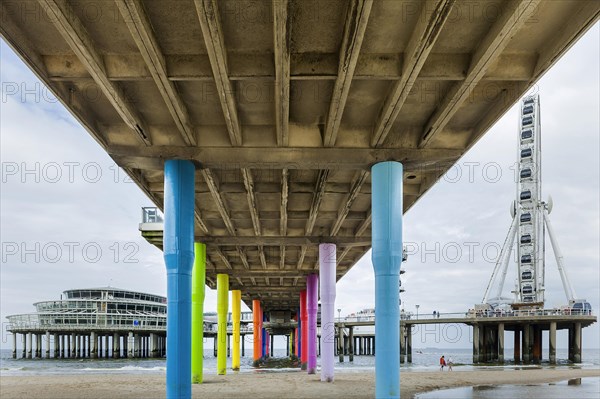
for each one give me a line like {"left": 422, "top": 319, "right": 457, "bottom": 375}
{"left": 319, "top": 243, "right": 336, "bottom": 382}
{"left": 307, "top": 274, "right": 319, "bottom": 374}
{"left": 300, "top": 290, "right": 308, "bottom": 369}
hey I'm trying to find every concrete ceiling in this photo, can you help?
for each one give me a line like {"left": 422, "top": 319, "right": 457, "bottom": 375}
{"left": 2, "top": 0, "right": 598, "bottom": 311}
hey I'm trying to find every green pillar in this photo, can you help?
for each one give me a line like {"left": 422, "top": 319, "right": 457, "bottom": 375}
{"left": 191, "top": 243, "right": 206, "bottom": 383}
{"left": 217, "top": 274, "right": 229, "bottom": 375}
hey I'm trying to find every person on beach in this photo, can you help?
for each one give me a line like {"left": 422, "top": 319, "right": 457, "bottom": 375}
{"left": 439, "top": 355, "right": 446, "bottom": 371}
{"left": 447, "top": 357, "right": 453, "bottom": 371}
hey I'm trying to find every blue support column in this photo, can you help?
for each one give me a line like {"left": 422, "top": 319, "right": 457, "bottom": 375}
{"left": 260, "top": 314, "right": 267, "bottom": 357}
{"left": 371, "top": 161, "right": 403, "bottom": 399}
{"left": 297, "top": 307, "right": 301, "bottom": 358}
{"left": 163, "top": 160, "right": 196, "bottom": 399}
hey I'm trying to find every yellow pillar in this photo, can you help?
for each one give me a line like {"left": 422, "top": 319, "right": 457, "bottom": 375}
{"left": 232, "top": 290, "right": 242, "bottom": 370}
{"left": 217, "top": 274, "right": 229, "bottom": 375}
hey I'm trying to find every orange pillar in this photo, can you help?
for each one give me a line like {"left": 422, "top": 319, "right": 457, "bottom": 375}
{"left": 253, "top": 300, "right": 261, "bottom": 361}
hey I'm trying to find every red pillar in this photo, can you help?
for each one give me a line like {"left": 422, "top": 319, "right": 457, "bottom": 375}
{"left": 300, "top": 290, "right": 308, "bottom": 369}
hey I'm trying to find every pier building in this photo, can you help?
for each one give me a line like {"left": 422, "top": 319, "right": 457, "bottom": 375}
{"left": 6, "top": 287, "right": 255, "bottom": 360}
{"left": 7, "top": 288, "right": 167, "bottom": 359}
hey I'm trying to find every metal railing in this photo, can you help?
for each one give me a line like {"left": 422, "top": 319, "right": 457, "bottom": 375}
{"left": 7, "top": 313, "right": 255, "bottom": 334}
{"left": 398, "top": 308, "right": 594, "bottom": 321}
{"left": 142, "top": 207, "right": 163, "bottom": 223}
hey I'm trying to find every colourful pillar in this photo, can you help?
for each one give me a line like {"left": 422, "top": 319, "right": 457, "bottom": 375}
{"left": 296, "top": 311, "right": 301, "bottom": 357}
{"left": 262, "top": 313, "right": 267, "bottom": 357}
{"left": 319, "top": 243, "right": 336, "bottom": 382}
{"left": 294, "top": 314, "right": 299, "bottom": 357}
{"left": 252, "top": 300, "right": 261, "bottom": 361}
{"left": 232, "top": 290, "right": 241, "bottom": 370}
{"left": 307, "top": 274, "right": 318, "bottom": 374}
{"left": 266, "top": 331, "right": 270, "bottom": 357}
{"left": 163, "top": 159, "right": 195, "bottom": 399}
{"left": 372, "top": 161, "right": 403, "bottom": 398}
{"left": 300, "top": 290, "right": 308, "bottom": 369}
{"left": 217, "top": 274, "right": 229, "bottom": 375}
{"left": 191, "top": 243, "right": 206, "bottom": 384}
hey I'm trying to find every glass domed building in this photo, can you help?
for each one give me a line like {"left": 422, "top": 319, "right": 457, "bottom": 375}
{"left": 7, "top": 287, "right": 166, "bottom": 359}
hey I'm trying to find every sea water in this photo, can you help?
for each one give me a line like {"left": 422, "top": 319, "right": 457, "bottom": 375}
{"left": 416, "top": 377, "right": 600, "bottom": 399}
{"left": 2, "top": 347, "right": 599, "bottom": 376}
{"left": 2, "top": 347, "right": 599, "bottom": 398}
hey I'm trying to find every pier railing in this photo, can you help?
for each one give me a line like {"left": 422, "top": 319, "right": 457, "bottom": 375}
{"left": 141, "top": 207, "right": 163, "bottom": 223}
{"left": 397, "top": 308, "right": 593, "bottom": 321}
{"left": 7, "top": 313, "right": 254, "bottom": 334}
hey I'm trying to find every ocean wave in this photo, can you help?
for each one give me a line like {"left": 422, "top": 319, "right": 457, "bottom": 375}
{"left": 81, "top": 366, "right": 166, "bottom": 372}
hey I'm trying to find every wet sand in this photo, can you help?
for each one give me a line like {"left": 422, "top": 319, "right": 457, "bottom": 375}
{"left": 1, "top": 368, "right": 598, "bottom": 398}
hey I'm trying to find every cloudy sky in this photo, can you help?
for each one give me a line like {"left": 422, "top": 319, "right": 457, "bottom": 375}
{"left": 1, "top": 24, "right": 598, "bottom": 351}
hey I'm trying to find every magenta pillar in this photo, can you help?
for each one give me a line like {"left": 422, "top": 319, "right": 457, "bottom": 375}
{"left": 307, "top": 273, "right": 319, "bottom": 374}
{"left": 319, "top": 243, "right": 336, "bottom": 382}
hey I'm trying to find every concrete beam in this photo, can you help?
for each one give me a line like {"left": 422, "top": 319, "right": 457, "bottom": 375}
{"left": 323, "top": 0, "right": 373, "bottom": 147}
{"left": 115, "top": 0, "right": 196, "bottom": 146}
{"left": 42, "top": 52, "right": 536, "bottom": 82}
{"left": 241, "top": 168, "right": 261, "bottom": 236}
{"left": 354, "top": 210, "right": 371, "bottom": 237}
{"left": 200, "top": 169, "right": 236, "bottom": 235}
{"left": 109, "top": 146, "right": 462, "bottom": 171}
{"left": 198, "top": 236, "right": 371, "bottom": 247}
{"left": 237, "top": 247, "right": 250, "bottom": 270}
{"left": 195, "top": 0, "right": 242, "bottom": 146}
{"left": 330, "top": 170, "right": 369, "bottom": 235}
{"left": 280, "top": 169, "right": 289, "bottom": 236}
{"left": 371, "top": 0, "right": 455, "bottom": 147}
{"left": 259, "top": 246, "right": 267, "bottom": 269}
{"left": 273, "top": 0, "right": 290, "bottom": 147}
{"left": 305, "top": 170, "right": 330, "bottom": 235}
{"left": 39, "top": 0, "right": 151, "bottom": 146}
{"left": 297, "top": 169, "right": 329, "bottom": 269}
{"left": 419, "top": 0, "right": 542, "bottom": 148}
{"left": 214, "top": 248, "right": 232, "bottom": 270}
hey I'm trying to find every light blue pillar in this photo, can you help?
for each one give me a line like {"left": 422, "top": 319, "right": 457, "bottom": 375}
{"left": 371, "top": 161, "right": 403, "bottom": 399}
{"left": 164, "top": 160, "right": 195, "bottom": 399}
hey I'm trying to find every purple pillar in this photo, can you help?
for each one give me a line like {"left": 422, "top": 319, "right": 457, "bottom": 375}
{"left": 319, "top": 243, "right": 336, "bottom": 382}
{"left": 307, "top": 273, "right": 319, "bottom": 374}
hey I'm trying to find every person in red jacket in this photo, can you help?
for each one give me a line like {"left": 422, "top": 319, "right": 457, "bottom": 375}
{"left": 439, "top": 355, "right": 446, "bottom": 371}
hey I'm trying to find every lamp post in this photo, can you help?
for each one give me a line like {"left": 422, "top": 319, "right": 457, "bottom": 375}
{"left": 415, "top": 304, "right": 420, "bottom": 320}
{"left": 337, "top": 308, "right": 341, "bottom": 322}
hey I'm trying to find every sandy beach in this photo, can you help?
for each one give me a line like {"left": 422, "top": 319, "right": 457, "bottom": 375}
{"left": 1, "top": 368, "right": 598, "bottom": 399}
